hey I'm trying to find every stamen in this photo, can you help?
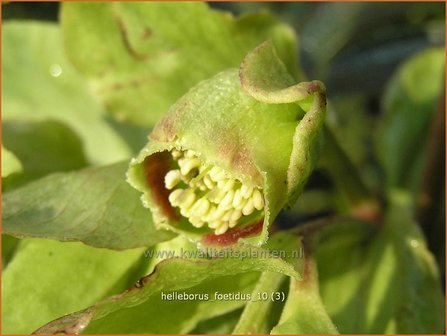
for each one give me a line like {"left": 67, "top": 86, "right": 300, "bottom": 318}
{"left": 208, "top": 221, "right": 220, "bottom": 229}
{"left": 179, "top": 158, "right": 201, "bottom": 176}
{"left": 176, "top": 190, "right": 196, "bottom": 210}
{"left": 172, "top": 149, "right": 183, "bottom": 159}
{"left": 232, "top": 189, "right": 243, "bottom": 208}
{"left": 215, "top": 222, "right": 229, "bottom": 235}
{"left": 222, "top": 210, "right": 233, "bottom": 222}
{"left": 185, "top": 150, "right": 196, "bottom": 158}
{"left": 253, "top": 189, "right": 264, "bottom": 210}
{"left": 241, "top": 185, "right": 253, "bottom": 199}
{"left": 209, "top": 167, "right": 226, "bottom": 181}
{"left": 230, "top": 209, "right": 242, "bottom": 222}
{"left": 164, "top": 170, "right": 182, "bottom": 190}
{"left": 242, "top": 198, "right": 254, "bottom": 216}
{"left": 180, "top": 207, "right": 190, "bottom": 217}
{"left": 191, "top": 198, "right": 210, "bottom": 217}
{"left": 203, "top": 175, "right": 215, "bottom": 189}
{"left": 222, "top": 179, "right": 235, "bottom": 191}
{"left": 207, "top": 188, "right": 226, "bottom": 203}
{"left": 208, "top": 167, "right": 221, "bottom": 178}
{"left": 235, "top": 197, "right": 248, "bottom": 210}
{"left": 207, "top": 206, "right": 226, "bottom": 222}
{"left": 168, "top": 189, "right": 184, "bottom": 206}
{"left": 165, "top": 149, "right": 265, "bottom": 235}
{"left": 219, "top": 190, "right": 235, "bottom": 210}
{"left": 190, "top": 218, "right": 204, "bottom": 228}
{"left": 229, "top": 220, "right": 238, "bottom": 228}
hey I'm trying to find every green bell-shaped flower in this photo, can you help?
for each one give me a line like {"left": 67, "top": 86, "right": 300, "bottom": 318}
{"left": 127, "top": 41, "right": 326, "bottom": 246}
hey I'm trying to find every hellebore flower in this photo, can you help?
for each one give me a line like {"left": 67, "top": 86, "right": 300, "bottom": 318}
{"left": 127, "top": 41, "right": 326, "bottom": 247}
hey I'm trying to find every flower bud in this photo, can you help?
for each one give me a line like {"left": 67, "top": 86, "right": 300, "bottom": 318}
{"left": 127, "top": 41, "right": 326, "bottom": 246}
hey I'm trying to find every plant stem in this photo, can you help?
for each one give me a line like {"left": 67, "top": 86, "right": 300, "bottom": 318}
{"left": 232, "top": 271, "right": 286, "bottom": 334}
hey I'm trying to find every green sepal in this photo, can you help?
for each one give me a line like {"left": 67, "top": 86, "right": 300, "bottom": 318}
{"left": 128, "top": 42, "right": 326, "bottom": 246}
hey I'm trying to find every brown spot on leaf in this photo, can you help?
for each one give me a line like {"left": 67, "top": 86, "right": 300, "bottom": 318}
{"left": 143, "top": 152, "right": 179, "bottom": 221}
{"left": 114, "top": 14, "right": 150, "bottom": 60}
{"left": 142, "top": 26, "right": 152, "bottom": 39}
{"left": 201, "top": 218, "right": 264, "bottom": 246}
{"left": 96, "top": 75, "right": 157, "bottom": 95}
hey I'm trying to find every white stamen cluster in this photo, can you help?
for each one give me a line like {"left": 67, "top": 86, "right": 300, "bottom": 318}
{"left": 164, "top": 149, "right": 264, "bottom": 235}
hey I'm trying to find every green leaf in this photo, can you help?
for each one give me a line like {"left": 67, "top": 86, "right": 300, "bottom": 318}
{"left": 2, "top": 120, "right": 88, "bottom": 190}
{"left": 364, "top": 193, "right": 444, "bottom": 333}
{"left": 315, "top": 219, "right": 378, "bottom": 332}
{"left": 61, "top": 2, "right": 300, "bottom": 126}
{"left": 82, "top": 273, "right": 260, "bottom": 334}
{"left": 376, "top": 48, "right": 444, "bottom": 192}
{"left": 1, "top": 146, "right": 22, "bottom": 178}
{"left": 2, "top": 239, "right": 147, "bottom": 334}
{"left": 316, "top": 202, "right": 444, "bottom": 333}
{"left": 35, "top": 233, "right": 302, "bottom": 334}
{"left": 3, "top": 162, "right": 174, "bottom": 250}
{"left": 78, "top": 236, "right": 262, "bottom": 334}
{"left": 3, "top": 21, "right": 133, "bottom": 165}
